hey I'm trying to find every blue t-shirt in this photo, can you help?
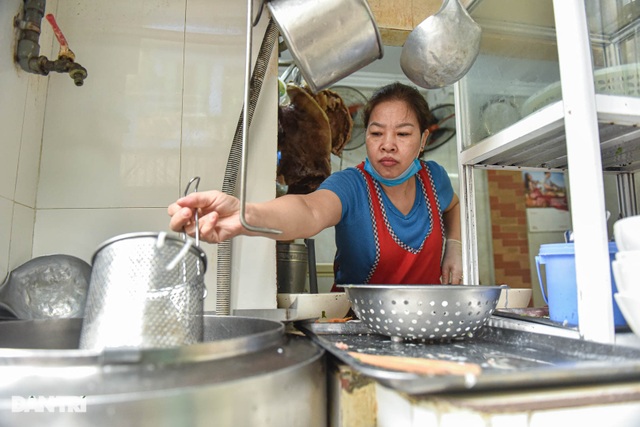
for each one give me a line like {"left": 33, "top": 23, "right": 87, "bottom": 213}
{"left": 318, "top": 160, "right": 454, "bottom": 284}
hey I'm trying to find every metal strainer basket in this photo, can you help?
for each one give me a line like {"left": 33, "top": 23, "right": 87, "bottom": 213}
{"left": 340, "top": 284, "right": 503, "bottom": 342}
{"left": 79, "top": 232, "right": 207, "bottom": 350}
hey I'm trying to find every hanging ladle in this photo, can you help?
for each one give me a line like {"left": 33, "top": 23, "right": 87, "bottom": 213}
{"left": 400, "top": 0, "right": 482, "bottom": 89}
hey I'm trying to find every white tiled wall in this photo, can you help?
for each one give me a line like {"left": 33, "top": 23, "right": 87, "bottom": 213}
{"left": 1, "top": 0, "right": 278, "bottom": 311}
{"left": 0, "top": 0, "right": 53, "bottom": 281}
{"left": 1, "top": 0, "right": 487, "bottom": 308}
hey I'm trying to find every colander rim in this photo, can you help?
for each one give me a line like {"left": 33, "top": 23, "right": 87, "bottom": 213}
{"left": 338, "top": 284, "right": 506, "bottom": 291}
{"left": 91, "top": 231, "right": 207, "bottom": 271}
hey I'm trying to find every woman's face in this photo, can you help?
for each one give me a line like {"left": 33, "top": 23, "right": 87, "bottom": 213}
{"left": 365, "top": 99, "right": 427, "bottom": 179}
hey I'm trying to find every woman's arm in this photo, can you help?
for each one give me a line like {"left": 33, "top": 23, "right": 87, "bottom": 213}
{"left": 442, "top": 193, "right": 461, "bottom": 241}
{"left": 441, "top": 193, "right": 463, "bottom": 284}
{"left": 168, "top": 189, "right": 342, "bottom": 243}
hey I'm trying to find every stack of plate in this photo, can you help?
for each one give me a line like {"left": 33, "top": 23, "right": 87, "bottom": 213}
{"left": 521, "top": 64, "right": 640, "bottom": 116}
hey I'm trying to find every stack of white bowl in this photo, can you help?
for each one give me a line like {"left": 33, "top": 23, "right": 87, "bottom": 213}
{"left": 613, "top": 216, "right": 640, "bottom": 337}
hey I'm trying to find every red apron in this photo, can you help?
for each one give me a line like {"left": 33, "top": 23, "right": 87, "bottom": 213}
{"left": 332, "top": 162, "right": 444, "bottom": 290}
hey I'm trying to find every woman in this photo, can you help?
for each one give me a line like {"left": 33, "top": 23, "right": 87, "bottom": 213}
{"left": 168, "top": 82, "right": 463, "bottom": 285}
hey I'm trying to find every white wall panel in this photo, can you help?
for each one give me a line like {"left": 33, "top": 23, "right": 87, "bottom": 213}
{"left": 9, "top": 203, "right": 34, "bottom": 269}
{"left": 0, "top": 199, "right": 12, "bottom": 280}
{"left": 33, "top": 208, "right": 174, "bottom": 262}
{"left": 0, "top": 0, "right": 28, "bottom": 202}
{"left": 37, "top": 0, "right": 186, "bottom": 209}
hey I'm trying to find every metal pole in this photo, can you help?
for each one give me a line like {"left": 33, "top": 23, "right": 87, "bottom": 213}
{"left": 553, "top": 0, "right": 614, "bottom": 343}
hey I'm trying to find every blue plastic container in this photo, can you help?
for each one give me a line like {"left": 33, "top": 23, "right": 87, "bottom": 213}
{"left": 535, "top": 242, "right": 626, "bottom": 327}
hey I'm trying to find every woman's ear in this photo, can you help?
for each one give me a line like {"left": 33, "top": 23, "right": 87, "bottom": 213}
{"left": 421, "top": 130, "right": 429, "bottom": 151}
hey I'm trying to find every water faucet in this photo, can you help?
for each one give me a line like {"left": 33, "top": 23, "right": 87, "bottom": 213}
{"left": 14, "top": 0, "right": 87, "bottom": 86}
{"left": 34, "top": 54, "right": 88, "bottom": 87}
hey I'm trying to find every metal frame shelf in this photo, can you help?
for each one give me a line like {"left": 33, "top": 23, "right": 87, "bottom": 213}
{"left": 460, "top": 94, "right": 640, "bottom": 172}
{"left": 456, "top": 0, "right": 640, "bottom": 345}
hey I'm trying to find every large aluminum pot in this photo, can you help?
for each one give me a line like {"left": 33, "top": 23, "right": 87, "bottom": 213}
{"left": 0, "top": 315, "right": 326, "bottom": 427}
{"left": 267, "top": 0, "right": 384, "bottom": 93}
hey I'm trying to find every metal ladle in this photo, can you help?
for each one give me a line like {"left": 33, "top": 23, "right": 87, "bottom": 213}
{"left": 400, "top": 0, "right": 482, "bottom": 89}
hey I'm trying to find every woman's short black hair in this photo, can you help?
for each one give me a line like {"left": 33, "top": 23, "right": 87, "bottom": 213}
{"left": 363, "top": 82, "right": 438, "bottom": 134}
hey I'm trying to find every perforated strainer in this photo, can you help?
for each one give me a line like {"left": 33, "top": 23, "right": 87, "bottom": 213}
{"left": 79, "top": 232, "right": 207, "bottom": 350}
{"left": 340, "top": 284, "right": 503, "bottom": 342}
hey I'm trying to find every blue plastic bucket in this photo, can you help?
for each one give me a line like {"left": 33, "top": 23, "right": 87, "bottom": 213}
{"left": 535, "top": 242, "right": 626, "bottom": 327}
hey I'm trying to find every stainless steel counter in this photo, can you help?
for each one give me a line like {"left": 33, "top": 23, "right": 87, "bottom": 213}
{"left": 298, "top": 318, "right": 640, "bottom": 395}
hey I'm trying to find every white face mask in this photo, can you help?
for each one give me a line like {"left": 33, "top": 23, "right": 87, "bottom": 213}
{"left": 364, "top": 139, "right": 425, "bottom": 186}
{"left": 364, "top": 158, "right": 422, "bottom": 186}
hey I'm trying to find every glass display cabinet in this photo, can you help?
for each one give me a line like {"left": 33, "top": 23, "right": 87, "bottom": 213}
{"left": 455, "top": 0, "right": 640, "bottom": 343}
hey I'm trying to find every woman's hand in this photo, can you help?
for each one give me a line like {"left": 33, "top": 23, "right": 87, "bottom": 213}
{"left": 168, "top": 190, "right": 243, "bottom": 243}
{"left": 441, "top": 239, "right": 463, "bottom": 285}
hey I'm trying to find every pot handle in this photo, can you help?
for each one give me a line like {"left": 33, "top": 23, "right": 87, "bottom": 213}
{"left": 183, "top": 176, "right": 201, "bottom": 246}
{"left": 535, "top": 255, "right": 549, "bottom": 305}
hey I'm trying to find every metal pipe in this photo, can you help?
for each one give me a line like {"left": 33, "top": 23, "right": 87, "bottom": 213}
{"left": 15, "top": 0, "right": 45, "bottom": 73}
{"left": 554, "top": 0, "right": 613, "bottom": 344}
{"left": 305, "top": 239, "right": 318, "bottom": 294}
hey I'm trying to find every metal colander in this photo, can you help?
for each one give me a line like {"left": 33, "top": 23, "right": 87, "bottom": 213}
{"left": 79, "top": 232, "right": 207, "bottom": 350}
{"left": 340, "top": 284, "right": 503, "bottom": 342}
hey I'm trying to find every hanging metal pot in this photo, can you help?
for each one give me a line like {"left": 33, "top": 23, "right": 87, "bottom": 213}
{"left": 267, "top": 0, "right": 384, "bottom": 93}
{"left": 400, "top": 0, "right": 482, "bottom": 89}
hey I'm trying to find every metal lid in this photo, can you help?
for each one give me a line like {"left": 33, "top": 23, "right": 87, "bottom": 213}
{"left": 538, "top": 241, "right": 618, "bottom": 255}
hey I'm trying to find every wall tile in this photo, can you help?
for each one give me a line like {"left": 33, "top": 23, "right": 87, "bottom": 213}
{"left": 9, "top": 203, "right": 34, "bottom": 269}
{"left": 488, "top": 169, "right": 531, "bottom": 289}
{"left": 15, "top": 74, "right": 48, "bottom": 208}
{"left": 181, "top": 0, "right": 246, "bottom": 194}
{"left": 33, "top": 207, "right": 175, "bottom": 262}
{"left": 37, "top": 0, "right": 187, "bottom": 209}
{"left": 33, "top": 206, "right": 219, "bottom": 309}
{"left": 0, "top": 0, "right": 28, "bottom": 201}
{"left": 0, "top": 198, "right": 12, "bottom": 280}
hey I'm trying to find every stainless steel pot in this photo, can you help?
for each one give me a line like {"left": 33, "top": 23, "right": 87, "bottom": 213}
{"left": 0, "top": 255, "right": 91, "bottom": 319}
{"left": 267, "top": 0, "right": 384, "bottom": 93}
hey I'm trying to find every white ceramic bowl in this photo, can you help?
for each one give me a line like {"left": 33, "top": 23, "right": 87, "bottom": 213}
{"left": 614, "top": 215, "right": 640, "bottom": 251}
{"left": 497, "top": 288, "right": 532, "bottom": 308}
{"left": 615, "top": 250, "right": 640, "bottom": 261}
{"left": 614, "top": 293, "right": 640, "bottom": 337}
{"left": 612, "top": 259, "right": 640, "bottom": 298}
{"left": 276, "top": 292, "right": 351, "bottom": 321}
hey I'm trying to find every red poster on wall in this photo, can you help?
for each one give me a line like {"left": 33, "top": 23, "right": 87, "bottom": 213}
{"left": 523, "top": 171, "right": 568, "bottom": 211}
{"left": 523, "top": 171, "right": 571, "bottom": 232}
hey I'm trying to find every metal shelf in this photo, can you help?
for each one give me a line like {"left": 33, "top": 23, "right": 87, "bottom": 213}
{"left": 456, "top": 0, "right": 640, "bottom": 344}
{"left": 460, "top": 94, "right": 640, "bottom": 171}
